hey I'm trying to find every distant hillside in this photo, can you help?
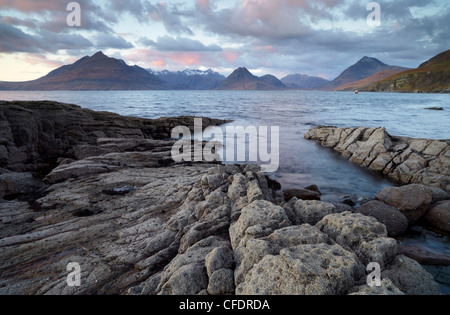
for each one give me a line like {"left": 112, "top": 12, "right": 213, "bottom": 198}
{"left": 0, "top": 52, "right": 170, "bottom": 91}
{"left": 281, "top": 74, "right": 330, "bottom": 89}
{"left": 363, "top": 50, "right": 450, "bottom": 93}
{"left": 148, "top": 69, "right": 225, "bottom": 90}
{"left": 334, "top": 69, "right": 408, "bottom": 91}
{"left": 322, "top": 56, "right": 409, "bottom": 90}
{"left": 216, "top": 67, "right": 287, "bottom": 90}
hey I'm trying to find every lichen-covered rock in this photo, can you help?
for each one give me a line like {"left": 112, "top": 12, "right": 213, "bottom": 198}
{"left": 237, "top": 243, "right": 365, "bottom": 295}
{"left": 291, "top": 199, "right": 340, "bottom": 225}
{"left": 229, "top": 200, "right": 291, "bottom": 249}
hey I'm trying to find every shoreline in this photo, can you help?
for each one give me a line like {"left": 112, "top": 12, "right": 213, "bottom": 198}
{"left": 0, "top": 101, "right": 448, "bottom": 295}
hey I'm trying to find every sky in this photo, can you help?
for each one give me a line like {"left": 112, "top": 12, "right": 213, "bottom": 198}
{"left": 0, "top": 0, "right": 449, "bottom": 81}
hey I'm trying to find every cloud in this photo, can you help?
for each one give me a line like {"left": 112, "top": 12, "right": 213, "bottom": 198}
{"left": 139, "top": 35, "right": 222, "bottom": 52}
{"left": 95, "top": 34, "right": 134, "bottom": 49}
{"left": 145, "top": 2, "right": 194, "bottom": 35}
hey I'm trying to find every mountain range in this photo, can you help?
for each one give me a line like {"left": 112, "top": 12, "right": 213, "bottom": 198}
{"left": 0, "top": 50, "right": 448, "bottom": 92}
{"left": 0, "top": 52, "right": 170, "bottom": 90}
{"left": 322, "top": 56, "right": 410, "bottom": 90}
{"left": 216, "top": 67, "right": 287, "bottom": 90}
{"left": 362, "top": 49, "right": 450, "bottom": 93}
{"left": 148, "top": 69, "right": 225, "bottom": 90}
{"left": 281, "top": 74, "right": 330, "bottom": 89}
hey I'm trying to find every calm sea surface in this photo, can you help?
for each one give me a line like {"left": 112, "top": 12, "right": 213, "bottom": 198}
{"left": 1, "top": 90, "right": 450, "bottom": 292}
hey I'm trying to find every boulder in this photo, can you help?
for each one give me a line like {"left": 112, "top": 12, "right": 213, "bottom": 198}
{"left": 0, "top": 172, "right": 44, "bottom": 199}
{"left": 283, "top": 188, "right": 321, "bottom": 202}
{"left": 207, "top": 268, "right": 235, "bottom": 295}
{"left": 382, "top": 255, "right": 441, "bottom": 295}
{"left": 229, "top": 200, "right": 291, "bottom": 249}
{"left": 397, "top": 244, "right": 450, "bottom": 265}
{"left": 358, "top": 200, "right": 409, "bottom": 236}
{"left": 349, "top": 278, "right": 404, "bottom": 295}
{"left": 291, "top": 199, "right": 339, "bottom": 225}
{"left": 237, "top": 243, "right": 365, "bottom": 295}
{"left": 424, "top": 200, "right": 450, "bottom": 234}
{"left": 376, "top": 184, "right": 433, "bottom": 224}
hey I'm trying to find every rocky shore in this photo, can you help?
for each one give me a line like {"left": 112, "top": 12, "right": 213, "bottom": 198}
{"left": 304, "top": 126, "right": 450, "bottom": 193}
{"left": 0, "top": 102, "right": 446, "bottom": 295}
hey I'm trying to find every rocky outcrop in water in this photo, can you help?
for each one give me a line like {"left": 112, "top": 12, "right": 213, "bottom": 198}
{"left": 0, "top": 104, "right": 444, "bottom": 295}
{"left": 304, "top": 126, "right": 450, "bottom": 193}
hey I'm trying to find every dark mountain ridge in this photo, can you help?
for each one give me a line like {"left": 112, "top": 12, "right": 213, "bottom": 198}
{"left": 0, "top": 52, "right": 169, "bottom": 91}
{"left": 216, "top": 67, "right": 287, "bottom": 90}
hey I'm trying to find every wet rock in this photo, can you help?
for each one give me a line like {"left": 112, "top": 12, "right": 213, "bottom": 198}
{"left": 375, "top": 184, "right": 434, "bottom": 224}
{"left": 424, "top": 201, "right": 450, "bottom": 234}
{"left": 397, "top": 244, "right": 450, "bottom": 265}
{"left": 283, "top": 188, "right": 321, "bottom": 202}
{"left": 358, "top": 200, "right": 409, "bottom": 236}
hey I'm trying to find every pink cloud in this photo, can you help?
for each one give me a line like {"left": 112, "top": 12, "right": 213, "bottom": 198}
{"left": 17, "top": 53, "right": 64, "bottom": 68}
{"left": 0, "top": 0, "right": 62, "bottom": 12}
{"left": 222, "top": 50, "right": 241, "bottom": 64}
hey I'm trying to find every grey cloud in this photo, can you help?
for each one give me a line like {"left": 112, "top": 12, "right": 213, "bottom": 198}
{"left": 139, "top": 35, "right": 222, "bottom": 52}
{"left": 145, "top": 2, "right": 194, "bottom": 35}
{"left": 0, "top": 20, "right": 93, "bottom": 53}
{"left": 95, "top": 34, "right": 134, "bottom": 49}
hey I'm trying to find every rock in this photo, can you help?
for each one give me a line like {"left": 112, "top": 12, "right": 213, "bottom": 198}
{"left": 283, "top": 188, "right": 321, "bottom": 202}
{"left": 304, "top": 184, "right": 322, "bottom": 195}
{"left": 237, "top": 243, "right": 365, "bottom": 295}
{"left": 316, "top": 212, "right": 388, "bottom": 252}
{"left": 205, "top": 246, "right": 234, "bottom": 277}
{"left": 0, "top": 103, "right": 443, "bottom": 295}
{"left": 229, "top": 200, "right": 291, "bottom": 249}
{"left": 157, "top": 236, "right": 229, "bottom": 295}
{"left": 358, "top": 200, "right": 409, "bottom": 236}
{"left": 0, "top": 101, "right": 229, "bottom": 173}
{"left": 233, "top": 224, "right": 332, "bottom": 286}
{"left": 0, "top": 172, "right": 45, "bottom": 199}
{"left": 376, "top": 184, "right": 433, "bottom": 224}
{"left": 207, "top": 268, "right": 235, "bottom": 295}
{"left": 316, "top": 212, "right": 397, "bottom": 267}
{"left": 397, "top": 244, "right": 450, "bottom": 266}
{"left": 291, "top": 199, "right": 339, "bottom": 225}
{"left": 382, "top": 255, "right": 441, "bottom": 295}
{"left": 349, "top": 278, "right": 404, "bottom": 295}
{"left": 305, "top": 126, "right": 450, "bottom": 193}
{"left": 424, "top": 201, "right": 450, "bottom": 234}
